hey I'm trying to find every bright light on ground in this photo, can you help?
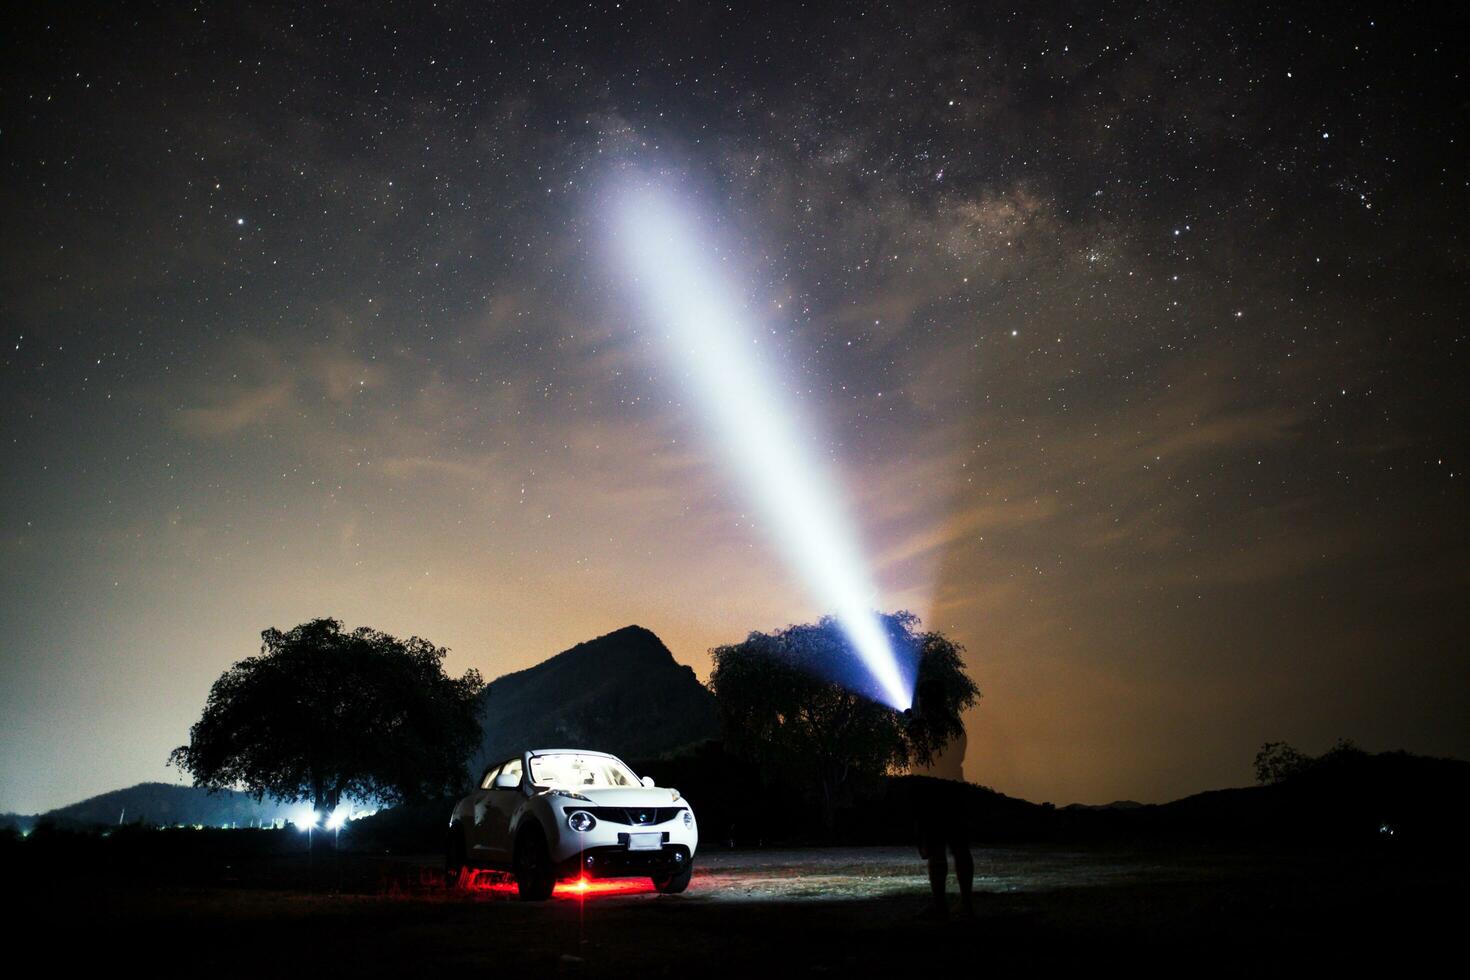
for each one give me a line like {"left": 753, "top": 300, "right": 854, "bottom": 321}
{"left": 612, "top": 182, "right": 910, "bottom": 709}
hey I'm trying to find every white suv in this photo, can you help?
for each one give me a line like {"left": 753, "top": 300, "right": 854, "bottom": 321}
{"left": 447, "top": 748, "right": 698, "bottom": 899}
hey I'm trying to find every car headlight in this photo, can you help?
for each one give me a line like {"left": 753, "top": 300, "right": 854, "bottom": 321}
{"left": 567, "top": 810, "right": 597, "bottom": 833}
{"left": 545, "top": 789, "right": 592, "bottom": 802}
{"left": 682, "top": 810, "right": 694, "bottom": 829}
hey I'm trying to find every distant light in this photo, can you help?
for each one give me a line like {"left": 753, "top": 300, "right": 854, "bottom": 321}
{"left": 325, "top": 808, "right": 348, "bottom": 831}
{"left": 291, "top": 808, "right": 319, "bottom": 832}
{"left": 612, "top": 182, "right": 910, "bottom": 708}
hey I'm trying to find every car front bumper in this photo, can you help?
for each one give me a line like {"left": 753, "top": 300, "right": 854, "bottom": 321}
{"left": 556, "top": 842, "right": 693, "bottom": 879}
{"left": 547, "top": 807, "right": 698, "bottom": 877}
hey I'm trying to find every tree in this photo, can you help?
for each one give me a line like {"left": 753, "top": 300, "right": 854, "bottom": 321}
{"left": 708, "top": 611, "right": 979, "bottom": 831}
{"left": 1256, "top": 738, "right": 1367, "bottom": 785}
{"left": 170, "top": 619, "right": 483, "bottom": 818}
{"left": 903, "top": 620, "right": 982, "bottom": 767}
{"left": 1253, "top": 741, "right": 1311, "bottom": 784}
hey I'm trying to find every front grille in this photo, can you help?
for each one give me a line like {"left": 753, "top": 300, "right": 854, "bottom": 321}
{"left": 567, "top": 806, "right": 684, "bottom": 826}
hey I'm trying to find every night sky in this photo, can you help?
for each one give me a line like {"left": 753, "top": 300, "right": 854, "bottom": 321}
{"left": 3, "top": 2, "right": 1466, "bottom": 814}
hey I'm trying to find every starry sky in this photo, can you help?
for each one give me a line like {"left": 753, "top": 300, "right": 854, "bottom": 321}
{"left": 2, "top": 1, "right": 1466, "bottom": 814}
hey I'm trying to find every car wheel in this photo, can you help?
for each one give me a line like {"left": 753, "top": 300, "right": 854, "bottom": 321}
{"left": 513, "top": 826, "right": 555, "bottom": 901}
{"left": 445, "top": 830, "right": 467, "bottom": 889}
{"left": 652, "top": 863, "right": 693, "bottom": 894}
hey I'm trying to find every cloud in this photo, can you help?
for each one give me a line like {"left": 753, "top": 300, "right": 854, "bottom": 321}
{"left": 174, "top": 380, "right": 293, "bottom": 438}
{"left": 170, "top": 329, "right": 396, "bottom": 441}
{"left": 311, "top": 349, "right": 389, "bottom": 404}
{"left": 876, "top": 494, "right": 1060, "bottom": 574}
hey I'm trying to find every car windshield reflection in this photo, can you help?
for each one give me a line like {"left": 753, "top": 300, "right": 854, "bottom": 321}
{"left": 530, "top": 753, "right": 639, "bottom": 789}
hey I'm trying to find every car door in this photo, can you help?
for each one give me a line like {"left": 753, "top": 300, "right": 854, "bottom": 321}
{"left": 465, "top": 763, "right": 501, "bottom": 857}
{"left": 479, "top": 757, "right": 523, "bottom": 863}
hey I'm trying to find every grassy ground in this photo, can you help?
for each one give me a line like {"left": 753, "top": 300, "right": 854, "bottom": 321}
{"left": 11, "top": 836, "right": 1463, "bottom": 976}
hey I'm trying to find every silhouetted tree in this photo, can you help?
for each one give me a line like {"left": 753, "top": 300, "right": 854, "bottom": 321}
{"left": 1254, "top": 740, "right": 1351, "bottom": 784}
{"left": 170, "top": 619, "right": 483, "bottom": 818}
{"left": 708, "top": 611, "right": 979, "bottom": 831}
{"left": 903, "top": 622, "right": 982, "bottom": 767}
{"left": 1255, "top": 742, "right": 1310, "bottom": 784}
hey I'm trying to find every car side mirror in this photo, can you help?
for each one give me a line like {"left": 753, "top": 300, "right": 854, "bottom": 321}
{"left": 495, "top": 771, "right": 520, "bottom": 789}
{"left": 640, "top": 776, "right": 655, "bottom": 788}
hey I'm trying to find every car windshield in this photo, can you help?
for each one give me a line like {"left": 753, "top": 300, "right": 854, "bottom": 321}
{"left": 529, "top": 753, "right": 639, "bottom": 790}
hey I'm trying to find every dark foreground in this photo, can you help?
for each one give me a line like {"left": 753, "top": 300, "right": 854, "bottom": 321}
{"left": 13, "top": 838, "right": 1464, "bottom": 975}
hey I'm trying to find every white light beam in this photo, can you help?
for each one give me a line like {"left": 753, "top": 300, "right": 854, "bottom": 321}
{"left": 612, "top": 184, "right": 909, "bottom": 709}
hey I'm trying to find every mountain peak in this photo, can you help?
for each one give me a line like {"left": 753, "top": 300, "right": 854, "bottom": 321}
{"left": 471, "top": 625, "right": 717, "bottom": 773}
{"left": 604, "top": 623, "right": 659, "bottom": 641}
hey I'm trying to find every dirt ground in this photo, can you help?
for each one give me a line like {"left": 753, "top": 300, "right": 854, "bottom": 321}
{"left": 14, "top": 841, "right": 1463, "bottom": 975}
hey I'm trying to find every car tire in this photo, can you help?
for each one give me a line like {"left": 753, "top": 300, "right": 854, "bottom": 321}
{"left": 445, "top": 829, "right": 467, "bottom": 889}
{"left": 652, "top": 863, "right": 693, "bottom": 894}
{"left": 513, "top": 826, "right": 555, "bottom": 901}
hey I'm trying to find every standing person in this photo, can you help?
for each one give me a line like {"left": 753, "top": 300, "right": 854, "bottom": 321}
{"left": 906, "top": 676, "right": 974, "bottom": 920}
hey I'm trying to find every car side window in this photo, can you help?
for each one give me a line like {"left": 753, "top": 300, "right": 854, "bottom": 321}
{"left": 498, "top": 759, "right": 523, "bottom": 786}
{"left": 479, "top": 763, "right": 502, "bottom": 790}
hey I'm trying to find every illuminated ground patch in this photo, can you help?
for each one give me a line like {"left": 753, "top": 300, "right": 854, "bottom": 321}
{"left": 453, "top": 846, "right": 1223, "bottom": 903}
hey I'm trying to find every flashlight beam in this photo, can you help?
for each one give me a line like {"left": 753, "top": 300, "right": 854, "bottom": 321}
{"left": 613, "top": 184, "right": 909, "bottom": 709}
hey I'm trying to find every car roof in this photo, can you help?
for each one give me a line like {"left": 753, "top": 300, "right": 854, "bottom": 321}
{"left": 482, "top": 749, "right": 629, "bottom": 775}
{"left": 526, "top": 748, "right": 622, "bottom": 759}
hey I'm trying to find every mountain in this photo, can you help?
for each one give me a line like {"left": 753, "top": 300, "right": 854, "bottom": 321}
{"left": 22, "top": 782, "right": 297, "bottom": 829}
{"left": 0, "top": 812, "right": 36, "bottom": 833}
{"left": 471, "top": 625, "right": 719, "bottom": 774}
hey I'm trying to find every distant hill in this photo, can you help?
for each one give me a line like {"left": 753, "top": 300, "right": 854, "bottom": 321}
{"left": 1063, "top": 800, "right": 1145, "bottom": 812}
{"left": 472, "top": 625, "right": 719, "bottom": 775}
{"left": 1133, "top": 748, "right": 1470, "bottom": 840}
{"left": 22, "top": 782, "right": 296, "bottom": 830}
{"left": 1036, "top": 748, "right": 1470, "bottom": 843}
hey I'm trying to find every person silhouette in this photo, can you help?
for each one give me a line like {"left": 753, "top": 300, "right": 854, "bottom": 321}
{"left": 906, "top": 677, "right": 974, "bottom": 920}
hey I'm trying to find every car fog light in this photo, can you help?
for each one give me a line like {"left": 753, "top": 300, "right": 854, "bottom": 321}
{"left": 568, "top": 810, "right": 597, "bottom": 833}
{"left": 683, "top": 810, "right": 694, "bottom": 829}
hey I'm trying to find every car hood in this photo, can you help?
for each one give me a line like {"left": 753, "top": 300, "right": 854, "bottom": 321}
{"left": 549, "top": 786, "right": 683, "bottom": 808}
